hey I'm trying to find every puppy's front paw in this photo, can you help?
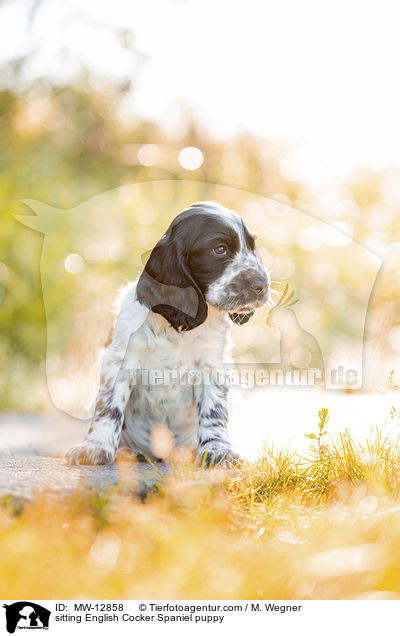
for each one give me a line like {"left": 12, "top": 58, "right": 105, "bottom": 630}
{"left": 65, "top": 442, "right": 114, "bottom": 466}
{"left": 199, "top": 447, "right": 242, "bottom": 469}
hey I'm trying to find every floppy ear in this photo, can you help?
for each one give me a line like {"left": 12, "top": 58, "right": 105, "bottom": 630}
{"left": 136, "top": 233, "right": 208, "bottom": 332}
{"left": 229, "top": 311, "right": 255, "bottom": 325}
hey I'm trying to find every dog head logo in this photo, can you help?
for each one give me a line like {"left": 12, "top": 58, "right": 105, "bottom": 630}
{"left": 2, "top": 602, "right": 50, "bottom": 633}
{"left": 14, "top": 182, "right": 382, "bottom": 413}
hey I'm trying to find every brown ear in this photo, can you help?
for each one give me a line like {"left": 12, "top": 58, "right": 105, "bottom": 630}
{"left": 136, "top": 234, "right": 207, "bottom": 332}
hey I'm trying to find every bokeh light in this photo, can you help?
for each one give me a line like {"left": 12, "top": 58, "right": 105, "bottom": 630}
{"left": 178, "top": 146, "right": 204, "bottom": 170}
{"left": 137, "top": 143, "right": 161, "bottom": 166}
{"left": 64, "top": 253, "right": 85, "bottom": 274}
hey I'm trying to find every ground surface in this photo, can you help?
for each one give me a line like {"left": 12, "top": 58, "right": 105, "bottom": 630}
{"left": 0, "top": 412, "right": 165, "bottom": 499}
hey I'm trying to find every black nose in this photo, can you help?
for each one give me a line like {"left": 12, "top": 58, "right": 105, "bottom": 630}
{"left": 251, "top": 278, "right": 269, "bottom": 296}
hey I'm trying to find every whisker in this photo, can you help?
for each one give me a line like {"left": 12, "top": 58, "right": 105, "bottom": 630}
{"left": 270, "top": 288, "right": 284, "bottom": 295}
{"left": 270, "top": 290, "right": 284, "bottom": 298}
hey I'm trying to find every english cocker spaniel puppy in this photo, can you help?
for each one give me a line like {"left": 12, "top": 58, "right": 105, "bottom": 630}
{"left": 66, "top": 201, "right": 270, "bottom": 467}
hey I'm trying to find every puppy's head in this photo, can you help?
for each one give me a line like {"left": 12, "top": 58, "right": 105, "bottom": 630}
{"left": 137, "top": 201, "right": 270, "bottom": 331}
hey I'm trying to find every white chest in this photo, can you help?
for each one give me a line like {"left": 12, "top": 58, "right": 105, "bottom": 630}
{"left": 120, "top": 308, "right": 231, "bottom": 454}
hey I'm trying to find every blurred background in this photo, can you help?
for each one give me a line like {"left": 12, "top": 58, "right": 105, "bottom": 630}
{"left": 1, "top": 0, "right": 400, "bottom": 415}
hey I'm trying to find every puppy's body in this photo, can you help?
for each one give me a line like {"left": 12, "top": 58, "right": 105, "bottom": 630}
{"left": 66, "top": 202, "right": 269, "bottom": 467}
{"left": 119, "top": 283, "right": 232, "bottom": 459}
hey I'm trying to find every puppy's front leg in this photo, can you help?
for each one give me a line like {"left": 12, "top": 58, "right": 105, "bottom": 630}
{"left": 66, "top": 348, "right": 132, "bottom": 465}
{"left": 65, "top": 283, "right": 149, "bottom": 466}
{"left": 195, "top": 382, "right": 239, "bottom": 468}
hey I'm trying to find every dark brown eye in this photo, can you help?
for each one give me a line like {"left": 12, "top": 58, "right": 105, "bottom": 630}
{"left": 213, "top": 245, "right": 227, "bottom": 256}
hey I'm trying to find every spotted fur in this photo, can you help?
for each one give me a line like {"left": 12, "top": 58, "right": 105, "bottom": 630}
{"left": 65, "top": 202, "right": 269, "bottom": 467}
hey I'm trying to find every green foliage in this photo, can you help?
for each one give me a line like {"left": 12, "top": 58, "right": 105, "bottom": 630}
{"left": 0, "top": 494, "right": 25, "bottom": 516}
{"left": 229, "top": 410, "right": 400, "bottom": 508}
{"left": 305, "top": 407, "right": 329, "bottom": 447}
